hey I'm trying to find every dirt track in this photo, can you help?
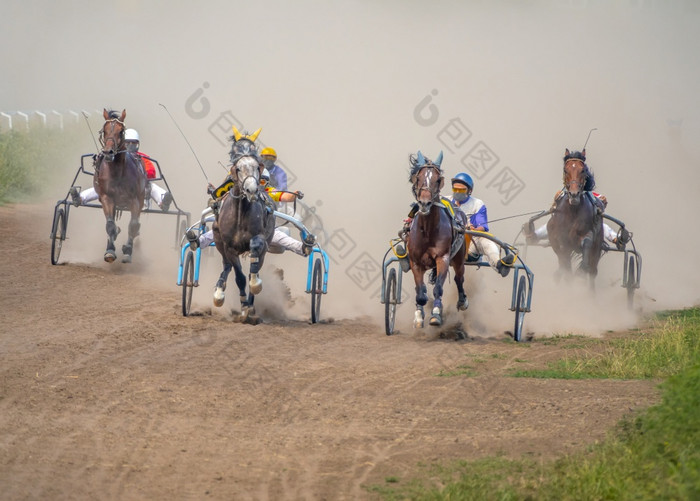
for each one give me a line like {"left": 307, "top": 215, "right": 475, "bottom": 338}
{"left": 0, "top": 203, "right": 659, "bottom": 500}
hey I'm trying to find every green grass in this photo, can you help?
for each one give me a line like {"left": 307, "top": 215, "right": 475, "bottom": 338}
{"left": 0, "top": 125, "right": 86, "bottom": 204}
{"left": 436, "top": 365, "right": 477, "bottom": 378}
{"left": 511, "top": 309, "right": 700, "bottom": 380}
{"left": 370, "top": 307, "right": 700, "bottom": 500}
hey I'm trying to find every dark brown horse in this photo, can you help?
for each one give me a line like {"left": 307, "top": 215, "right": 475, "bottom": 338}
{"left": 94, "top": 109, "right": 147, "bottom": 263}
{"left": 212, "top": 128, "right": 275, "bottom": 322}
{"left": 407, "top": 151, "right": 467, "bottom": 328}
{"left": 546, "top": 148, "right": 604, "bottom": 284}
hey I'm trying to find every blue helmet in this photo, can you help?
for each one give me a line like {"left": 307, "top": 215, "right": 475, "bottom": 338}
{"left": 451, "top": 172, "right": 473, "bottom": 190}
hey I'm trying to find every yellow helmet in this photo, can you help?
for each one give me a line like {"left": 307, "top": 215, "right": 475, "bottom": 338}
{"left": 260, "top": 147, "right": 277, "bottom": 158}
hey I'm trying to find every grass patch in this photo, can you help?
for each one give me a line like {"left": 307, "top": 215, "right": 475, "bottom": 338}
{"left": 436, "top": 365, "right": 476, "bottom": 378}
{"left": 371, "top": 307, "right": 700, "bottom": 500}
{"left": 511, "top": 308, "right": 700, "bottom": 380}
{"left": 0, "top": 125, "right": 86, "bottom": 204}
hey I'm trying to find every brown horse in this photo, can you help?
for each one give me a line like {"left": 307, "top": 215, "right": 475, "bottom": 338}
{"left": 212, "top": 128, "right": 275, "bottom": 322}
{"left": 94, "top": 109, "right": 147, "bottom": 263}
{"left": 546, "top": 148, "right": 604, "bottom": 284}
{"left": 407, "top": 151, "right": 467, "bottom": 328}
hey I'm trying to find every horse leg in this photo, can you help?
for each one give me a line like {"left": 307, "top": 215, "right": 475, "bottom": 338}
{"left": 104, "top": 217, "right": 119, "bottom": 263}
{"left": 231, "top": 257, "right": 256, "bottom": 322}
{"left": 213, "top": 260, "right": 233, "bottom": 307}
{"left": 579, "top": 232, "right": 593, "bottom": 275}
{"left": 453, "top": 260, "right": 468, "bottom": 311}
{"left": 248, "top": 235, "right": 267, "bottom": 295}
{"left": 429, "top": 257, "right": 451, "bottom": 326}
{"left": 413, "top": 279, "right": 428, "bottom": 329}
{"left": 121, "top": 215, "right": 141, "bottom": 264}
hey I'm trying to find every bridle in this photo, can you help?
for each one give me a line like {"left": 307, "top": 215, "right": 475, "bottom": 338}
{"left": 230, "top": 155, "right": 263, "bottom": 202}
{"left": 412, "top": 164, "right": 443, "bottom": 203}
{"left": 99, "top": 118, "right": 125, "bottom": 162}
{"left": 563, "top": 158, "right": 587, "bottom": 203}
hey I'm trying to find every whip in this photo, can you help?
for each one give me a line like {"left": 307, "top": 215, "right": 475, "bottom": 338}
{"left": 81, "top": 111, "right": 99, "bottom": 152}
{"left": 159, "top": 103, "right": 210, "bottom": 182}
{"left": 582, "top": 128, "right": 597, "bottom": 151}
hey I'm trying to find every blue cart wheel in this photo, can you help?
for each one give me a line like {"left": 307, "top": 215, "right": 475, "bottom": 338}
{"left": 513, "top": 275, "right": 527, "bottom": 342}
{"left": 182, "top": 250, "right": 195, "bottom": 317}
{"left": 310, "top": 258, "right": 323, "bottom": 323}
{"left": 385, "top": 268, "right": 398, "bottom": 336}
{"left": 51, "top": 206, "right": 67, "bottom": 265}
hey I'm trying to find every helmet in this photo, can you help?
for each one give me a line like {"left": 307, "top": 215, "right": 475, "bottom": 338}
{"left": 260, "top": 147, "right": 277, "bottom": 158}
{"left": 261, "top": 168, "right": 270, "bottom": 183}
{"left": 451, "top": 172, "right": 474, "bottom": 190}
{"left": 124, "top": 129, "right": 140, "bottom": 142}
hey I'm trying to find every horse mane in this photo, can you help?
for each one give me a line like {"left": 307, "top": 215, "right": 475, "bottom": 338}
{"left": 105, "top": 109, "right": 121, "bottom": 120}
{"left": 563, "top": 150, "right": 596, "bottom": 191}
{"left": 583, "top": 167, "right": 596, "bottom": 191}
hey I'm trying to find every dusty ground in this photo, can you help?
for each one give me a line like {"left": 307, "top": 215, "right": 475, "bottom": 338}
{"left": 0, "top": 203, "right": 659, "bottom": 500}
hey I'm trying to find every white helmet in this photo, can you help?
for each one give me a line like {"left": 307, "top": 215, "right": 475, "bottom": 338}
{"left": 261, "top": 168, "right": 270, "bottom": 182}
{"left": 124, "top": 128, "right": 140, "bottom": 142}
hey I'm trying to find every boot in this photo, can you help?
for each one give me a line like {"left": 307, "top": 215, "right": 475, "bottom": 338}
{"left": 496, "top": 253, "right": 516, "bottom": 277}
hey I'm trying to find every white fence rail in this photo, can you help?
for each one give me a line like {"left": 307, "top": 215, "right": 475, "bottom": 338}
{"left": 0, "top": 110, "right": 102, "bottom": 131}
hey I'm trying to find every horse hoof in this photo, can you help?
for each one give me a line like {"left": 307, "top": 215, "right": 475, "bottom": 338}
{"left": 429, "top": 314, "right": 442, "bottom": 326}
{"left": 121, "top": 254, "right": 132, "bottom": 264}
{"left": 457, "top": 299, "right": 469, "bottom": 311}
{"left": 413, "top": 310, "right": 424, "bottom": 329}
{"left": 213, "top": 288, "right": 225, "bottom": 307}
{"left": 250, "top": 276, "right": 263, "bottom": 295}
{"left": 104, "top": 251, "right": 116, "bottom": 263}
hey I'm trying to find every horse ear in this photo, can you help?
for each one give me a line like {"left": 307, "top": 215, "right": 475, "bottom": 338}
{"left": 435, "top": 151, "right": 443, "bottom": 167}
{"left": 120, "top": 109, "right": 126, "bottom": 122}
{"left": 249, "top": 128, "right": 262, "bottom": 142}
{"left": 232, "top": 126, "right": 242, "bottom": 141}
{"left": 417, "top": 151, "right": 426, "bottom": 166}
{"left": 565, "top": 148, "right": 570, "bottom": 156}
{"left": 103, "top": 109, "right": 109, "bottom": 120}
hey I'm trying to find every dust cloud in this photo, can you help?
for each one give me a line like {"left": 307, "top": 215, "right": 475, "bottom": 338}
{"left": 3, "top": 1, "right": 699, "bottom": 336}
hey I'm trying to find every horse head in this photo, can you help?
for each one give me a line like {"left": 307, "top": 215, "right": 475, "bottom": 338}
{"left": 100, "top": 109, "right": 126, "bottom": 162}
{"left": 228, "top": 126, "right": 263, "bottom": 202}
{"left": 232, "top": 156, "right": 262, "bottom": 202}
{"left": 562, "top": 148, "right": 594, "bottom": 205}
{"left": 410, "top": 150, "right": 444, "bottom": 214}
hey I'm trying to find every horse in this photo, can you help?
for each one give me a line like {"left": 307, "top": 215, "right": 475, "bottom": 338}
{"left": 94, "top": 109, "right": 147, "bottom": 263}
{"left": 546, "top": 148, "right": 604, "bottom": 285}
{"left": 212, "top": 128, "right": 275, "bottom": 322}
{"left": 406, "top": 151, "right": 468, "bottom": 328}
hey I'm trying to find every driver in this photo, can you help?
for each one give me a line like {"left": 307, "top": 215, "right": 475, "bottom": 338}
{"left": 450, "top": 172, "right": 515, "bottom": 278}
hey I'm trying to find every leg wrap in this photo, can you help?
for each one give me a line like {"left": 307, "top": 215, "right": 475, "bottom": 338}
{"left": 416, "top": 283, "right": 428, "bottom": 307}
{"left": 106, "top": 218, "right": 118, "bottom": 240}
{"left": 128, "top": 219, "right": 140, "bottom": 239}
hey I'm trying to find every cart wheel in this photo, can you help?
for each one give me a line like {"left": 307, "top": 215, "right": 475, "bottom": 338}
{"left": 51, "top": 207, "right": 66, "bottom": 265}
{"left": 626, "top": 255, "right": 636, "bottom": 310}
{"left": 182, "top": 250, "right": 195, "bottom": 317}
{"left": 385, "top": 268, "right": 398, "bottom": 336}
{"left": 310, "top": 258, "right": 323, "bottom": 324}
{"left": 513, "top": 275, "right": 527, "bottom": 342}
